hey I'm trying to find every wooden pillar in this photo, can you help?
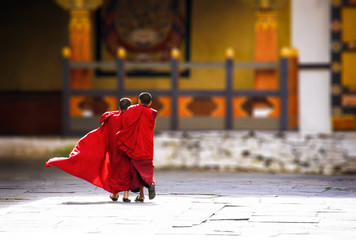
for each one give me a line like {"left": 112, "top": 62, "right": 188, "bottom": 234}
{"left": 280, "top": 47, "right": 299, "bottom": 131}
{"left": 288, "top": 48, "right": 299, "bottom": 130}
{"left": 69, "top": 9, "right": 92, "bottom": 89}
{"left": 280, "top": 48, "right": 289, "bottom": 131}
{"left": 61, "top": 47, "right": 71, "bottom": 135}
{"left": 171, "top": 48, "right": 180, "bottom": 130}
{"left": 254, "top": 11, "right": 278, "bottom": 90}
{"left": 225, "top": 47, "right": 234, "bottom": 130}
{"left": 55, "top": 0, "right": 103, "bottom": 89}
{"left": 252, "top": 2, "right": 279, "bottom": 118}
{"left": 116, "top": 47, "right": 126, "bottom": 102}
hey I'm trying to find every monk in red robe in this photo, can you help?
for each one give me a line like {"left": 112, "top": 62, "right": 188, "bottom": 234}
{"left": 116, "top": 92, "right": 157, "bottom": 202}
{"left": 46, "top": 98, "right": 133, "bottom": 202}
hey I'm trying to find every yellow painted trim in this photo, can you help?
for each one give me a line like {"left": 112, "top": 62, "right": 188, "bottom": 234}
{"left": 69, "top": 10, "right": 91, "bottom": 31}
{"left": 225, "top": 47, "right": 235, "bottom": 59}
{"left": 62, "top": 46, "right": 71, "bottom": 58}
{"left": 280, "top": 47, "right": 291, "bottom": 57}
{"left": 290, "top": 47, "right": 299, "bottom": 57}
{"left": 117, "top": 47, "right": 126, "bottom": 58}
{"left": 171, "top": 48, "right": 180, "bottom": 59}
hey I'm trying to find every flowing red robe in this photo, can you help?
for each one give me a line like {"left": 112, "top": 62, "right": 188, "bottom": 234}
{"left": 45, "top": 111, "right": 131, "bottom": 194}
{"left": 116, "top": 104, "right": 157, "bottom": 189}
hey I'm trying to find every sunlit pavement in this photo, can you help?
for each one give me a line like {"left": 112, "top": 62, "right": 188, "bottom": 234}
{"left": 1, "top": 165, "right": 356, "bottom": 239}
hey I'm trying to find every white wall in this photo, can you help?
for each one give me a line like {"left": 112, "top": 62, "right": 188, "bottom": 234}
{"left": 292, "top": 0, "right": 331, "bottom": 133}
{"left": 299, "top": 70, "right": 331, "bottom": 133}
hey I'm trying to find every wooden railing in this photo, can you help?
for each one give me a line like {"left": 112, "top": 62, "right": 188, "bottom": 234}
{"left": 61, "top": 47, "right": 297, "bottom": 135}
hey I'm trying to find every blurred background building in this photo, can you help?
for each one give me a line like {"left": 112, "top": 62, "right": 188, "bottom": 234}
{"left": 0, "top": 0, "right": 355, "bottom": 135}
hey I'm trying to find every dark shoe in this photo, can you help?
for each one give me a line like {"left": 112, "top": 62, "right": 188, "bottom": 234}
{"left": 110, "top": 194, "right": 118, "bottom": 201}
{"left": 148, "top": 183, "right": 156, "bottom": 200}
{"left": 123, "top": 198, "right": 131, "bottom": 203}
{"left": 135, "top": 196, "right": 144, "bottom": 202}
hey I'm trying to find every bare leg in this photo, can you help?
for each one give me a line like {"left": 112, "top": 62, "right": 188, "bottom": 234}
{"left": 139, "top": 187, "right": 145, "bottom": 199}
{"left": 135, "top": 187, "right": 145, "bottom": 202}
{"left": 123, "top": 190, "right": 129, "bottom": 199}
{"left": 123, "top": 190, "right": 131, "bottom": 202}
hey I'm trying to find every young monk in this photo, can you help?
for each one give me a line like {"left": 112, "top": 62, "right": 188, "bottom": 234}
{"left": 46, "top": 98, "right": 134, "bottom": 202}
{"left": 116, "top": 92, "right": 157, "bottom": 202}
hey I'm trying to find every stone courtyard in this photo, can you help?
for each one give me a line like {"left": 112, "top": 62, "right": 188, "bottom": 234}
{"left": 1, "top": 131, "right": 356, "bottom": 238}
{"left": 1, "top": 166, "right": 356, "bottom": 239}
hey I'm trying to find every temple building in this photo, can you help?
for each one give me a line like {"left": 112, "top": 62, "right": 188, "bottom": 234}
{"left": 0, "top": 0, "right": 355, "bottom": 135}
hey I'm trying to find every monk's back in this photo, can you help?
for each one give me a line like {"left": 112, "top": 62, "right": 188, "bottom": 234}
{"left": 119, "top": 104, "right": 157, "bottom": 160}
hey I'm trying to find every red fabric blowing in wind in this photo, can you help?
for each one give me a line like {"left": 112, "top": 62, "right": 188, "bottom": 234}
{"left": 45, "top": 111, "right": 131, "bottom": 194}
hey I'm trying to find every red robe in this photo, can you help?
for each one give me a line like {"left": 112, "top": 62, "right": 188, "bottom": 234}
{"left": 45, "top": 111, "right": 131, "bottom": 194}
{"left": 116, "top": 104, "right": 157, "bottom": 189}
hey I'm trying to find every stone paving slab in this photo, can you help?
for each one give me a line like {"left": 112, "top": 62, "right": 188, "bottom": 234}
{"left": 1, "top": 168, "right": 356, "bottom": 239}
{"left": 1, "top": 195, "right": 356, "bottom": 239}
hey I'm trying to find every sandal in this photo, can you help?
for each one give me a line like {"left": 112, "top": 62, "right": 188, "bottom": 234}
{"left": 123, "top": 198, "right": 131, "bottom": 203}
{"left": 110, "top": 194, "right": 118, "bottom": 201}
{"left": 148, "top": 183, "right": 156, "bottom": 200}
{"left": 135, "top": 196, "right": 144, "bottom": 202}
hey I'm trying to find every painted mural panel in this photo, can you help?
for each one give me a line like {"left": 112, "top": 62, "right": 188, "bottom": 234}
{"left": 96, "top": 0, "right": 190, "bottom": 76}
{"left": 331, "top": 1, "right": 356, "bottom": 130}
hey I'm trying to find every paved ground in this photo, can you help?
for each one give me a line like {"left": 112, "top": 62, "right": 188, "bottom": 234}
{"left": 1, "top": 163, "right": 356, "bottom": 239}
